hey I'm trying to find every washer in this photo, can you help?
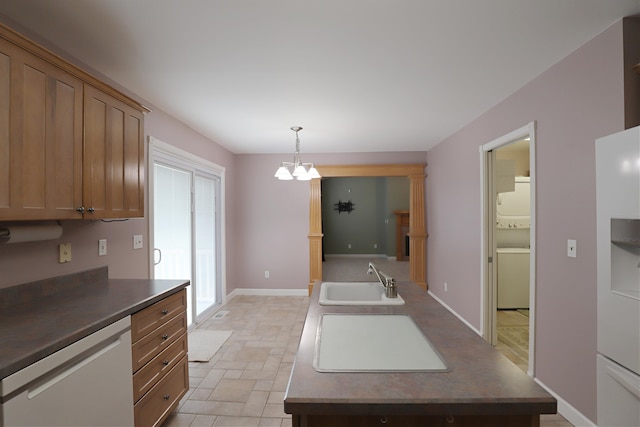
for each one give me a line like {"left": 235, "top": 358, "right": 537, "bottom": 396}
{"left": 497, "top": 248, "right": 530, "bottom": 309}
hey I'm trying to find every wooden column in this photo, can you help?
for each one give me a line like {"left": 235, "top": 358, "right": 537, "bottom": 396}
{"left": 409, "top": 174, "right": 427, "bottom": 290}
{"left": 308, "top": 178, "right": 323, "bottom": 294}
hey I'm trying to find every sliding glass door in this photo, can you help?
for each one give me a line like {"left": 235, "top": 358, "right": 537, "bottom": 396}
{"left": 150, "top": 139, "right": 223, "bottom": 326}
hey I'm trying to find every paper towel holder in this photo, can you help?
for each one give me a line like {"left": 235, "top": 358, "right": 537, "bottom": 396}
{"left": 0, "top": 222, "right": 63, "bottom": 244}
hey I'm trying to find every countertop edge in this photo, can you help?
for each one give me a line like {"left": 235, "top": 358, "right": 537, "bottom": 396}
{"left": 0, "top": 279, "right": 189, "bottom": 380}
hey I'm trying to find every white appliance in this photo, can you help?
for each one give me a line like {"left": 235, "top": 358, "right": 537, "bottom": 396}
{"left": 596, "top": 127, "right": 640, "bottom": 427}
{"left": 0, "top": 317, "right": 135, "bottom": 426}
{"left": 497, "top": 248, "right": 530, "bottom": 309}
{"left": 496, "top": 176, "right": 530, "bottom": 229}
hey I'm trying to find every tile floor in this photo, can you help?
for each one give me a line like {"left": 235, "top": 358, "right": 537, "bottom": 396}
{"left": 164, "top": 294, "right": 574, "bottom": 427}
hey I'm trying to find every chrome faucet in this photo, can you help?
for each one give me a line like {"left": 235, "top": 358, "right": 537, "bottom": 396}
{"left": 367, "top": 262, "right": 398, "bottom": 298}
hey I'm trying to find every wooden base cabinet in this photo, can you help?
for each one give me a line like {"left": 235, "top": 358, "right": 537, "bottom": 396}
{"left": 131, "top": 290, "right": 189, "bottom": 427}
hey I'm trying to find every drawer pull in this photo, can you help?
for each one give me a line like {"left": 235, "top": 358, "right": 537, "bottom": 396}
{"left": 163, "top": 394, "right": 170, "bottom": 400}
{"left": 162, "top": 359, "right": 170, "bottom": 366}
{"left": 162, "top": 334, "right": 169, "bottom": 340}
{"left": 446, "top": 416, "right": 455, "bottom": 423}
{"left": 161, "top": 308, "right": 169, "bottom": 315}
{"left": 379, "top": 416, "right": 388, "bottom": 424}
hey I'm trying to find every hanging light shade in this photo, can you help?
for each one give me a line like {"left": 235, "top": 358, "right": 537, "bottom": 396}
{"left": 274, "top": 127, "right": 321, "bottom": 181}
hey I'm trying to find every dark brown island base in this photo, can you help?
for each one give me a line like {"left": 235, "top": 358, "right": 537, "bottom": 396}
{"left": 284, "top": 281, "right": 557, "bottom": 427}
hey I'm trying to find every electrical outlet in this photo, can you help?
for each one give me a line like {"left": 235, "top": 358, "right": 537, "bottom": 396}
{"left": 133, "top": 235, "right": 143, "bottom": 250}
{"left": 264, "top": 270, "right": 270, "bottom": 279}
{"left": 373, "top": 243, "right": 378, "bottom": 249}
{"left": 444, "top": 282, "right": 448, "bottom": 292}
{"left": 348, "top": 243, "right": 352, "bottom": 249}
{"left": 98, "top": 239, "right": 107, "bottom": 256}
{"left": 567, "top": 239, "right": 577, "bottom": 258}
{"left": 59, "top": 243, "right": 71, "bottom": 263}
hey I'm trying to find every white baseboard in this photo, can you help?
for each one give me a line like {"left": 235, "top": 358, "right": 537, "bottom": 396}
{"left": 427, "top": 290, "right": 482, "bottom": 336}
{"left": 533, "top": 378, "right": 595, "bottom": 427}
{"left": 225, "top": 288, "right": 308, "bottom": 301}
{"left": 325, "top": 254, "right": 387, "bottom": 259}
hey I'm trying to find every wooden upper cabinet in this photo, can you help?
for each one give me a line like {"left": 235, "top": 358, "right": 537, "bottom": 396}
{"left": 0, "top": 23, "right": 147, "bottom": 221}
{"left": 83, "top": 85, "right": 144, "bottom": 219}
{"left": 0, "top": 37, "right": 83, "bottom": 220}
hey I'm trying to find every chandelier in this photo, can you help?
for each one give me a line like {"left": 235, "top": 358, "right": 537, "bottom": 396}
{"left": 274, "top": 126, "right": 321, "bottom": 181}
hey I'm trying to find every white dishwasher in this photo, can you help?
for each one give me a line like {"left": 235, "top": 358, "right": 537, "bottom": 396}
{"left": 0, "top": 316, "right": 134, "bottom": 427}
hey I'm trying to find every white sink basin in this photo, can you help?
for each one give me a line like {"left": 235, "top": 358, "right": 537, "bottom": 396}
{"left": 318, "top": 282, "right": 405, "bottom": 306}
{"left": 314, "top": 314, "right": 449, "bottom": 372}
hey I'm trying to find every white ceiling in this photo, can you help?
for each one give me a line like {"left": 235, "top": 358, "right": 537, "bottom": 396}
{"left": 0, "top": 1, "right": 638, "bottom": 154}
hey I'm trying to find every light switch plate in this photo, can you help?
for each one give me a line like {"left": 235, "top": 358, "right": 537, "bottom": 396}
{"left": 98, "top": 239, "right": 107, "bottom": 256}
{"left": 567, "top": 239, "right": 577, "bottom": 258}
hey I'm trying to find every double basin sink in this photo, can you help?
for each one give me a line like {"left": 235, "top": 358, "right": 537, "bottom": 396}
{"left": 314, "top": 282, "right": 448, "bottom": 372}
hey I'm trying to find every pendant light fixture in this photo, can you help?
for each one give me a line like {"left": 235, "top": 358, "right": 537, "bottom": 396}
{"left": 274, "top": 126, "right": 321, "bottom": 181}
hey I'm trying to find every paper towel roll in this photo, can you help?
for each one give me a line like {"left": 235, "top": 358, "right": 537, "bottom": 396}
{"left": 1, "top": 224, "right": 63, "bottom": 243}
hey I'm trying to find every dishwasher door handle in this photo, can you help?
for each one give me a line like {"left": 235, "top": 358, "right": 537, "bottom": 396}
{"left": 28, "top": 338, "right": 122, "bottom": 399}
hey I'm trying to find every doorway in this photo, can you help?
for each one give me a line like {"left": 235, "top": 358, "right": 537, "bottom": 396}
{"left": 481, "top": 122, "right": 536, "bottom": 376}
{"left": 321, "top": 176, "right": 410, "bottom": 281}
{"left": 149, "top": 137, "right": 225, "bottom": 326}
{"left": 308, "top": 164, "right": 426, "bottom": 293}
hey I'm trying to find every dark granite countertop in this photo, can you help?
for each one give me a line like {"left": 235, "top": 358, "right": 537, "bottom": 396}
{"left": 0, "top": 267, "right": 189, "bottom": 380}
{"left": 284, "top": 281, "right": 557, "bottom": 417}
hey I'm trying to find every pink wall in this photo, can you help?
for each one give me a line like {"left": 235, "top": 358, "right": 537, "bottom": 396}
{"left": 426, "top": 21, "right": 625, "bottom": 422}
{"left": 233, "top": 152, "right": 427, "bottom": 291}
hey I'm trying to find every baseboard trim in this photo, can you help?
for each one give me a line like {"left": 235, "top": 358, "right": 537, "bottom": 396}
{"left": 428, "top": 290, "right": 482, "bottom": 336}
{"left": 533, "top": 378, "right": 595, "bottom": 427}
{"left": 226, "top": 288, "right": 309, "bottom": 300}
{"left": 325, "top": 254, "right": 388, "bottom": 259}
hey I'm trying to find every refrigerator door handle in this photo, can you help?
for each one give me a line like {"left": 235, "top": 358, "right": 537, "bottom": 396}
{"left": 606, "top": 364, "right": 640, "bottom": 399}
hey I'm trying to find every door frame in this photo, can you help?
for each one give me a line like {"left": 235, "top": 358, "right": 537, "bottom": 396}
{"left": 148, "top": 136, "right": 227, "bottom": 319}
{"left": 308, "top": 164, "right": 427, "bottom": 294}
{"left": 479, "top": 121, "right": 536, "bottom": 376}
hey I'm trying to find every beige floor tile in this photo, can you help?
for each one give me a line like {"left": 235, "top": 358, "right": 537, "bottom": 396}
{"left": 210, "top": 379, "right": 257, "bottom": 402}
{"left": 191, "top": 414, "right": 217, "bottom": 427}
{"left": 257, "top": 418, "right": 283, "bottom": 426}
{"left": 242, "top": 391, "right": 270, "bottom": 416}
{"left": 262, "top": 403, "right": 288, "bottom": 418}
{"left": 212, "top": 416, "right": 260, "bottom": 426}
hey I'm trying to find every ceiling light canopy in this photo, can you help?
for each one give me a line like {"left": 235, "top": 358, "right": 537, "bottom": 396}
{"left": 274, "top": 126, "right": 321, "bottom": 181}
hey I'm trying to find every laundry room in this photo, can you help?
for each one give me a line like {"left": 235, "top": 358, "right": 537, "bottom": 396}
{"left": 494, "top": 138, "right": 532, "bottom": 372}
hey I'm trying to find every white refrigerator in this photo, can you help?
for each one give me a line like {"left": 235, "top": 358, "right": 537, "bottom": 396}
{"left": 596, "top": 127, "right": 640, "bottom": 426}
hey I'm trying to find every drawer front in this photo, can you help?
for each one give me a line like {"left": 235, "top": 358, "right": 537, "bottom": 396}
{"left": 132, "top": 311, "right": 187, "bottom": 372}
{"left": 131, "top": 290, "right": 186, "bottom": 343}
{"left": 134, "top": 356, "right": 188, "bottom": 427}
{"left": 133, "top": 332, "right": 188, "bottom": 402}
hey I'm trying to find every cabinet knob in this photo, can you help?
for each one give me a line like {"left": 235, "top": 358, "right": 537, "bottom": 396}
{"left": 86, "top": 207, "right": 95, "bottom": 213}
{"left": 162, "top": 334, "right": 169, "bottom": 340}
{"left": 162, "top": 360, "right": 169, "bottom": 366}
{"left": 76, "top": 207, "right": 85, "bottom": 214}
{"left": 163, "top": 394, "right": 170, "bottom": 400}
{"left": 379, "top": 416, "right": 388, "bottom": 424}
{"left": 161, "top": 308, "right": 169, "bottom": 315}
{"left": 446, "top": 415, "right": 455, "bottom": 424}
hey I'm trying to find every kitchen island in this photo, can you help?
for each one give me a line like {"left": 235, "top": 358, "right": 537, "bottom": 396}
{"left": 284, "top": 281, "right": 556, "bottom": 427}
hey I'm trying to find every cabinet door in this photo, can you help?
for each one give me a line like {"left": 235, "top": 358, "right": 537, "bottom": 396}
{"left": 0, "top": 38, "right": 83, "bottom": 220}
{"left": 83, "top": 84, "right": 144, "bottom": 218}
